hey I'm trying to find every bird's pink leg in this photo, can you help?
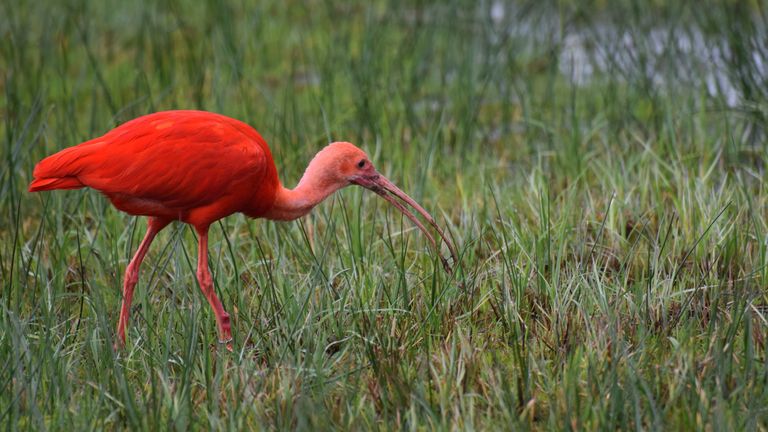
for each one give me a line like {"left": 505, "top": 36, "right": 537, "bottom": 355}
{"left": 195, "top": 227, "right": 233, "bottom": 350}
{"left": 116, "top": 217, "right": 170, "bottom": 348}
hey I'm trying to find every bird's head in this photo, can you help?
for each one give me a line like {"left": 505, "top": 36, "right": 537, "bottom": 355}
{"left": 307, "top": 141, "right": 458, "bottom": 274}
{"left": 308, "top": 141, "right": 377, "bottom": 187}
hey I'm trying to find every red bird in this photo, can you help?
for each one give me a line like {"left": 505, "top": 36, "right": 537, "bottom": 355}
{"left": 29, "top": 110, "right": 457, "bottom": 349}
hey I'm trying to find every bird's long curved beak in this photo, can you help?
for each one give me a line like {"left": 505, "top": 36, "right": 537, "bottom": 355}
{"left": 353, "top": 173, "right": 458, "bottom": 274}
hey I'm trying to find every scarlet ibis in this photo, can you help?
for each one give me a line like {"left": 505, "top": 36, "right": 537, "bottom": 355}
{"left": 29, "top": 110, "right": 457, "bottom": 349}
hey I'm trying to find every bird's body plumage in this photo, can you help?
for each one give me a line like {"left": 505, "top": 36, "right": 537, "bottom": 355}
{"left": 30, "top": 110, "right": 280, "bottom": 226}
{"left": 30, "top": 110, "right": 456, "bottom": 350}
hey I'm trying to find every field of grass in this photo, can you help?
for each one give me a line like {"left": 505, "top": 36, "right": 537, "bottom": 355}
{"left": 2, "top": 0, "right": 767, "bottom": 429}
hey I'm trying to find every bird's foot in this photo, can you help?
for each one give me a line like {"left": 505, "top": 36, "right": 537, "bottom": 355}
{"left": 218, "top": 337, "right": 234, "bottom": 352}
{"left": 113, "top": 337, "right": 126, "bottom": 353}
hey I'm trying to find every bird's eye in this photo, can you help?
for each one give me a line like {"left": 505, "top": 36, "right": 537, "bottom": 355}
{"left": 357, "top": 159, "right": 366, "bottom": 169}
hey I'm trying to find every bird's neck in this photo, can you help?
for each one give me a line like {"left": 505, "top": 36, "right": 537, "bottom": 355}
{"left": 263, "top": 172, "right": 342, "bottom": 221}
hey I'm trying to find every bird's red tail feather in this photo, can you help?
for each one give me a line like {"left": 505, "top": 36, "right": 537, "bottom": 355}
{"left": 28, "top": 176, "right": 85, "bottom": 192}
{"left": 28, "top": 143, "right": 96, "bottom": 192}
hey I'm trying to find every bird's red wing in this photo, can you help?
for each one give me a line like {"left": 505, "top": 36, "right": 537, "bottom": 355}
{"left": 75, "top": 111, "right": 276, "bottom": 212}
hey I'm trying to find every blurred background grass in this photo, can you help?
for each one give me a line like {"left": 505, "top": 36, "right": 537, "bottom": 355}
{"left": 1, "top": 0, "right": 767, "bottom": 429}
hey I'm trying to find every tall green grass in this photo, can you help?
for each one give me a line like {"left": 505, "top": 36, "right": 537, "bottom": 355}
{"left": 1, "top": 0, "right": 766, "bottom": 429}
